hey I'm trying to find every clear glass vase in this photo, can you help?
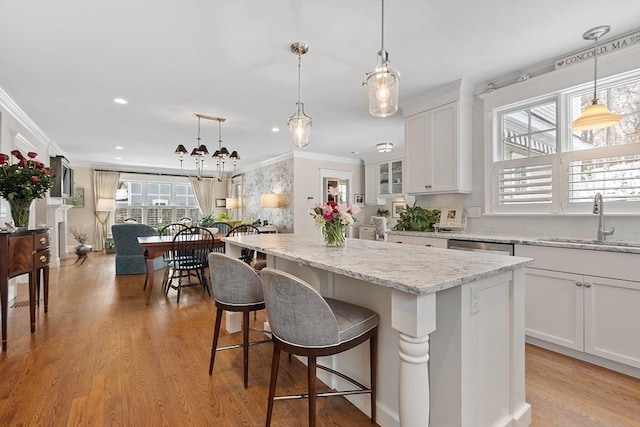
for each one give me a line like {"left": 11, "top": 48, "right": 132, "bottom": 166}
{"left": 323, "top": 221, "right": 346, "bottom": 247}
{"left": 8, "top": 197, "right": 32, "bottom": 229}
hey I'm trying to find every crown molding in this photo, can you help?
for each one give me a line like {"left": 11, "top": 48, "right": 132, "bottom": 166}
{"left": 0, "top": 86, "right": 67, "bottom": 157}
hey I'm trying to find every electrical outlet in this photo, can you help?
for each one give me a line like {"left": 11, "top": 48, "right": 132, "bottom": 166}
{"left": 471, "top": 287, "right": 480, "bottom": 314}
{"left": 466, "top": 206, "right": 481, "bottom": 218}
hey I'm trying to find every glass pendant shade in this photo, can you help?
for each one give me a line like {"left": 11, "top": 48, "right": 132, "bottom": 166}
{"left": 365, "top": 50, "right": 399, "bottom": 118}
{"left": 571, "top": 102, "right": 622, "bottom": 131}
{"left": 289, "top": 42, "right": 311, "bottom": 148}
{"left": 288, "top": 103, "right": 311, "bottom": 148}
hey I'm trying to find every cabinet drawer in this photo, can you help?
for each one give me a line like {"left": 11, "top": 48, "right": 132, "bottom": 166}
{"left": 36, "top": 231, "right": 50, "bottom": 249}
{"left": 387, "top": 234, "right": 448, "bottom": 248}
{"left": 36, "top": 249, "right": 50, "bottom": 268}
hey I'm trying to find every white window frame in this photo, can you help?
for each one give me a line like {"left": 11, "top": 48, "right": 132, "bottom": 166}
{"left": 483, "top": 51, "right": 640, "bottom": 216}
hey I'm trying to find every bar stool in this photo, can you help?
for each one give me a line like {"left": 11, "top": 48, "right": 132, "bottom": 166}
{"left": 260, "top": 268, "right": 378, "bottom": 427}
{"left": 207, "top": 253, "right": 270, "bottom": 388}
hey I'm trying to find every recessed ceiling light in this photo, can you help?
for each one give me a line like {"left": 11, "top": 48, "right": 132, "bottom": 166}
{"left": 115, "top": 146, "right": 124, "bottom": 150}
{"left": 113, "top": 98, "right": 128, "bottom": 104}
{"left": 351, "top": 151, "right": 359, "bottom": 155}
{"left": 115, "top": 157, "right": 122, "bottom": 160}
{"left": 271, "top": 127, "right": 280, "bottom": 132}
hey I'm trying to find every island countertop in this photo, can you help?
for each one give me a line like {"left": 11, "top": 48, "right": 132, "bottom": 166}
{"left": 223, "top": 233, "right": 532, "bottom": 296}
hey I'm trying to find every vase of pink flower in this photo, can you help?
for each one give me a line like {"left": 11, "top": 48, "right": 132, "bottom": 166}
{"left": 310, "top": 187, "right": 360, "bottom": 247}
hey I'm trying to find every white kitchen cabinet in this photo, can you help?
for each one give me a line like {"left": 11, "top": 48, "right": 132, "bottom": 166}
{"left": 516, "top": 244, "right": 640, "bottom": 371}
{"left": 364, "top": 163, "right": 378, "bottom": 205}
{"left": 387, "top": 234, "right": 448, "bottom": 248}
{"left": 403, "top": 79, "right": 473, "bottom": 195}
{"left": 364, "top": 158, "right": 403, "bottom": 203}
{"left": 359, "top": 225, "right": 375, "bottom": 240}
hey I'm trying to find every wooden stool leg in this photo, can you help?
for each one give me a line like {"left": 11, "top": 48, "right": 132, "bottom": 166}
{"left": 209, "top": 308, "right": 224, "bottom": 375}
{"left": 308, "top": 356, "right": 317, "bottom": 427}
{"left": 370, "top": 332, "right": 377, "bottom": 423}
{"left": 265, "top": 344, "right": 281, "bottom": 427}
{"left": 243, "top": 310, "right": 250, "bottom": 388}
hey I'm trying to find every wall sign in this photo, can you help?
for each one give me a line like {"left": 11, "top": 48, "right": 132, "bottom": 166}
{"left": 555, "top": 30, "right": 640, "bottom": 70}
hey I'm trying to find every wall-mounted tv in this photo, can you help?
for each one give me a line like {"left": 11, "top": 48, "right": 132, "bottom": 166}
{"left": 50, "top": 155, "right": 73, "bottom": 197}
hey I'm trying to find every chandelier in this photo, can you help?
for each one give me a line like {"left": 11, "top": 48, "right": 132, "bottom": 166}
{"left": 363, "top": 0, "right": 399, "bottom": 118}
{"left": 174, "top": 113, "right": 239, "bottom": 181}
{"left": 288, "top": 42, "right": 312, "bottom": 147}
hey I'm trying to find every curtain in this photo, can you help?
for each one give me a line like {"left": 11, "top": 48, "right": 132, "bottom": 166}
{"left": 93, "top": 170, "right": 120, "bottom": 250}
{"left": 190, "top": 177, "right": 216, "bottom": 216}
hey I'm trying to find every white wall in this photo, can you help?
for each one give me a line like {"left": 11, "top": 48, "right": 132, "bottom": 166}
{"left": 293, "top": 154, "right": 364, "bottom": 235}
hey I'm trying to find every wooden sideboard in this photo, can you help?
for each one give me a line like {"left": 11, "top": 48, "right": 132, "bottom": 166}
{"left": 0, "top": 228, "right": 50, "bottom": 351}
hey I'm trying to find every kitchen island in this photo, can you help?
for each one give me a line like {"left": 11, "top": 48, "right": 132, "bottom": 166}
{"left": 224, "top": 233, "right": 533, "bottom": 427}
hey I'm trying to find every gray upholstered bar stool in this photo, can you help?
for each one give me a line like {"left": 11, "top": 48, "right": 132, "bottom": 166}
{"left": 260, "top": 268, "right": 379, "bottom": 427}
{"left": 207, "top": 253, "right": 271, "bottom": 388}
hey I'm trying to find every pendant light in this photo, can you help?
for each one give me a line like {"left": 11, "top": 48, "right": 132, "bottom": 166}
{"left": 571, "top": 25, "right": 622, "bottom": 131}
{"left": 363, "top": 0, "right": 399, "bottom": 118}
{"left": 288, "top": 42, "right": 311, "bottom": 148}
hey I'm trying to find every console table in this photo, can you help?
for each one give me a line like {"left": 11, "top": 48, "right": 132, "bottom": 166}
{"left": 0, "top": 228, "right": 50, "bottom": 351}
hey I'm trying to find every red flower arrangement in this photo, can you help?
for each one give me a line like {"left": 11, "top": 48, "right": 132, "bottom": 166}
{"left": 0, "top": 150, "right": 54, "bottom": 201}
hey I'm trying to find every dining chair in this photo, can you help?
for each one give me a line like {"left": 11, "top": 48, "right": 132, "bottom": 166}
{"left": 157, "top": 223, "right": 190, "bottom": 291}
{"left": 165, "top": 226, "right": 214, "bottom": 302}
{"left": 207, "top": 252, "right": 270, "bottom": 388}
{"left": 226, "top": 224, "right": 261, "bottom": 264}
{"left": 260, "top": 268, "right": 379, "bottom": 427}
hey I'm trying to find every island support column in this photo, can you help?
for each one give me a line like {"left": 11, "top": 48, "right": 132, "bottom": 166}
{"left": 391, "top": 290, "right": 436, "bottom": 426}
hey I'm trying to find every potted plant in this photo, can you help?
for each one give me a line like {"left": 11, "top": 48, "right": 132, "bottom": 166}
{"left": 376, "top": 207, "right": 391, "bottom": 218}
{"left": 199, "top": 214, "right": 217, "bottom": 227}
{"left": 69, "top": 225, "right": 93, "bottom": 262}
{"left": 393, "top": 205, "right": 441, "bottom": 232}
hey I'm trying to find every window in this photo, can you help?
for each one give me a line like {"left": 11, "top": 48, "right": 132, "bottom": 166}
{"left": 491, "top": 71, "right": 640, "bottom": 214}
{"left": 114, "top": 177, "right": 199, "bottom": 225}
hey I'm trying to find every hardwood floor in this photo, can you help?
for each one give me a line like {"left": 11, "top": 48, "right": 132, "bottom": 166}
{"left": 0, "top": 252, "right": 638, "bottom": 426}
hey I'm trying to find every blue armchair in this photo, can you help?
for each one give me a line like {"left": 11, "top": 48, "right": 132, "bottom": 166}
{"left": 111, "top": 224, "right": 165, "bottom": 275}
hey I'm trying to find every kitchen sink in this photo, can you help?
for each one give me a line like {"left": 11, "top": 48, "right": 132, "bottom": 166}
{"left": 536, "top": 237, "right": 640, "bottom": 248}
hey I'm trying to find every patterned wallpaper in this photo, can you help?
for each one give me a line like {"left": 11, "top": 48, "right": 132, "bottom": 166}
{"left": 242, "top": 158, "right": 294, "bottom": 233}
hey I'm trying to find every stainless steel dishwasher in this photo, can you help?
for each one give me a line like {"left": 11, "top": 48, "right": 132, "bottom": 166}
{"left": 447, "top": 239, "right": 514, "bottom": 256}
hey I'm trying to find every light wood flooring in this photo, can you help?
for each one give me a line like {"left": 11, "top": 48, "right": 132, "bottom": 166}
{"left": 0, "top": 252, "right": 638, "bottom": 426}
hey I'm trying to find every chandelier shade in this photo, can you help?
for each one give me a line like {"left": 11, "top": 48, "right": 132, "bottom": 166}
{"left": 570, "top": 25, "right": 622, "bottom": 131}
{"left": 363, "top": 0, "right": 399, "bottom": 118}
{"left": 174, "top": 113, "right": 240, "bottom": 181}
{"left": 288, "top": 42, "right": 311, "bottom": 148}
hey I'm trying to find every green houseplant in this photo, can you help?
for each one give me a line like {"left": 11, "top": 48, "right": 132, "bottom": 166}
{"left": 393, "top": 205, "right": 441, "bottom": 232}
{"left": 376, "top": 207, "right": 391, "bottom": 218}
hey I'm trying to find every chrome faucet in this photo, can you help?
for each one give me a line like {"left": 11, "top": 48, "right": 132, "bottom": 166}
{"left": 593, "top": 192, "right": 614, "bottom": 241}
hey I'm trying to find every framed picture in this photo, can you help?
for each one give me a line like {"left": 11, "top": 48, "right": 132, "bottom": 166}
{"left": 354, "top": 194, "right": 364, "bottom": 205}
{"left": 391, "top": 201, "right": 406, "bottom": 218}
{"left": 215, "top": 198, "right": 226, "bottom": 208}
{"left": 64, "top": 187, "right": 85, "bottom": 208}
{"left": 438, "top": 207, "right": 464, "bottom": 228}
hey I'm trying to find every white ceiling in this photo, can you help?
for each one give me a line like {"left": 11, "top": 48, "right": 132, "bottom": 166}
{"left": 1, "top": 1, "right": 639, "bottom": 176}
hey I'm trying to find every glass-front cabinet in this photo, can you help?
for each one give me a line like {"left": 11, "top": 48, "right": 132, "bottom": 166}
{"left": 378, "top": 160, "right": 403, "bottom": 196}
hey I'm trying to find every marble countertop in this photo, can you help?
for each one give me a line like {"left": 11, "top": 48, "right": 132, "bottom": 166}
{"left": 223, "top": 233, "right": 532, "bottom": 296}
{"left": 387, "top": 230, "right": 640, "bottom": 254}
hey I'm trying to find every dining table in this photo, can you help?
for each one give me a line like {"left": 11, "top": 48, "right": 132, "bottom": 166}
{"left": 137, "top": 234, "right": 224, "bottom": 303}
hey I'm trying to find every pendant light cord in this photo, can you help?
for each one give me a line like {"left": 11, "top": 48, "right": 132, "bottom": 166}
{"left": 592, "top": 35, "right": 599, "bottom": 105}
{"left": 297, "top": 53, "right": 302, "bottom": 110}
{"left": 381, "top": 0, "right": 385, "bottom": 51}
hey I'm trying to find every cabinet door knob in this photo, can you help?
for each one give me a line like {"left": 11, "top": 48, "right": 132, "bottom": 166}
{"left": 584, "top": 282, "right": 592, "bottom": 288}
{"left": 425, "top": 185, "right": 432, "bottom": 189}
{"left": 575, "top": 281, "right": 583, "bottom": 287}
{"left": 424, "top": 244, "right": 433, "bottom": 247}
{"left": 39, "top": 255, "right": 48, "bottom": 263}
{"left": 40, "top": 237, "right": 47, "bottom": 245}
